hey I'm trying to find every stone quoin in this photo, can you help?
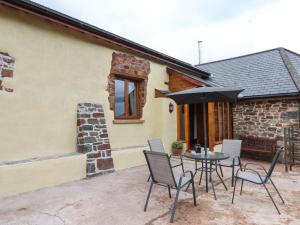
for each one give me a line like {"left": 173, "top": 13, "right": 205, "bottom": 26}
{"left": 77, "top": 103, "right": 114, "bottom": 177}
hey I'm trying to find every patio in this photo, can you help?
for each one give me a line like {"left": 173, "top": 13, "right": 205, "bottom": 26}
{"left": 0, "top": 158, "right": 299, "bottom": 225}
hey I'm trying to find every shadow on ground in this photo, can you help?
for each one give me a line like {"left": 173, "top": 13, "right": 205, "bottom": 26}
{"left": 0, "top": 159, "right": 299, "bottom": 225}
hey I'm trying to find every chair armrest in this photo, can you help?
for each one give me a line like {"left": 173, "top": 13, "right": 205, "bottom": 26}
{"left": 243, "top": 163, "right": 268, "bottom": 174}
{"left": 235, "top": 167, "right": 265, "bottom": 183}
{"left": 180, "top": 170, "right": 194, "bottom": 179}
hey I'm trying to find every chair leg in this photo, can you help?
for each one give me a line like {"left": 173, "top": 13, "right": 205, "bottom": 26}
{"left": 215, "top": 162, "right": 227, "bottom": 191}
{"left": 168, "top": 185, "right": 172, "bottom": 198}
{"left": 210, "top": 164, "right": 217, "bottom": 200}
{"left": 240, "top": 180, "right": 244, "bottom": 195}
{"left": 180, "top": 158, "right": 185, "bottom": 174}
{"left": 238, "top": 157, "right": 242, "bottom": 171}
{"left": 219, "top": 163, "right": 224, "bottom": 177}
{"left": 263, "top": 183, "right": 281, "bottom": 215}
{"left": 269, "top": 179, "right": 285, "bottom": 204}
{"left": 147, "top": 174, "right": 151, "bottom": 182}
{"left": 232, "top": 177, "right": 238, "bottom": 204}
{"left": 144, "top": 181, "right": 154, "bottom": 212}
{"left": 191, "top": 180, "right": 197, "bottom": 206}
{"left": 170, "top": 188, "right": 181, "bottom": 223}
{"left": 231, "top": 166, "right": 235, "bottom": 187}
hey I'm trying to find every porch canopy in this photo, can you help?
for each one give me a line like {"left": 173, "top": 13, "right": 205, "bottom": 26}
{"left": 166, "top": 86, "right": 243, "bottom": 151}
{"left": 166, "top": 86, "right": 243, "bottom": 105}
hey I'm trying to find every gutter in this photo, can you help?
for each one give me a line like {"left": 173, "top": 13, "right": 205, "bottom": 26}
{"left": 238, "top": 92, "right": 300, "bottom": 101}
{"left": 0, "top": 0, "right": 210, "bottom": 78}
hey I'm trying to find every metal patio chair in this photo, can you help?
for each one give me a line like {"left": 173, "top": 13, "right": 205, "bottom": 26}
{"left": 143, "top": 150, "right": 197, "bottom": 223}
{"left": 218, "top": 139, "right": 242, "bottom": 186}
{"left": 147, "top": 139, "right": 184, "bottom": 182}
{"left": 232, "top": 149, "right": 285, "bottom": 214}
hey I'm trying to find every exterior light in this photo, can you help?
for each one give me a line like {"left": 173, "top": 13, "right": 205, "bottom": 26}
{"left": 169, "top": 102, "right": 174, "bottom": 113}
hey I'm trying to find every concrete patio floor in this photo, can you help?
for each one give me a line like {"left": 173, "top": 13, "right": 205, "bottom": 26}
{"left": 0, "top": 159, "right": 299, "bottom": 225}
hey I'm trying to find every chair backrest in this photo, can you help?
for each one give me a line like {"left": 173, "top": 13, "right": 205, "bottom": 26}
{"left": 143, "top": 150, "right": 176, "bottom": 187}
{"left": 266, "top": 149, "right": 282, "bottom": 180}
{"left": 222, "top": 139, "right": 242, "bottom": 159}
{"left": 148, "top": 139, "right": 165, "bottom": 153}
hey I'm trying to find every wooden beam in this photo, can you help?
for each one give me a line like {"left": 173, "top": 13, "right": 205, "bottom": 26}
{"left": 228, "top": 103, "right": 233, "bottom": 139}
{"left": 167, "top": 67, "right": 208, "bottom": 86}
{"left": 154, "top": 89, "right": 167, "bottom": 98}
{"left": 222, "top": 103, "right": 225, "bottom": 140}
{"left": 176, "top": 105, "right": 181, "bottom": 141}
{"left": 184, "top": 104, "right": 190, "bottom": 151}
{"left": 208, "top": 103, "right": 216, "bottom": 151}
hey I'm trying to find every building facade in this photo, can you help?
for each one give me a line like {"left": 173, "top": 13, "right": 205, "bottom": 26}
{"left": 0, "top": 0, "right": 209, "bottom": 197}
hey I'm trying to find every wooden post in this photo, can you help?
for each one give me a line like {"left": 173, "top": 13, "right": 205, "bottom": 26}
{"left": 176, "top": 105, "right": 181, "bottom": 141}
{"left": 208, "top": 103, "right": 216, "bottom": 151}
{"left": 184, "top": 104, "right": 190, "bottom": 151}
{"left": 228, "top": 103, "right": 233, "bottom": 139}
{"left": 284, "top": 127, "right": 288, "bottom": 172}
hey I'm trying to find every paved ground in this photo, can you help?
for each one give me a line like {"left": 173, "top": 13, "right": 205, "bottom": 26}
{"left": 0, "top": 158, "right": 299, "bottom": 225}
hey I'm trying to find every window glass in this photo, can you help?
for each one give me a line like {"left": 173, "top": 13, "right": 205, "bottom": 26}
{"left": 115, "top": 79, "right": 125, "bottom": 117}
{"left": 128, "top": 81, "right": 137, "bottom": 116}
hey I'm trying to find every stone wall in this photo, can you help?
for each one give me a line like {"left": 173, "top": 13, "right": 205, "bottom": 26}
{"left": 233, "top": 99, "right": 300, "bottom": 147}
{"left": 0, "top": 52, "right": 14, "bottom": 92}
{"left": 77, "top": 103, "right": 114, "bottom": 177}
{"left": 107, "top": 52, "right": 150, "bottom": 117}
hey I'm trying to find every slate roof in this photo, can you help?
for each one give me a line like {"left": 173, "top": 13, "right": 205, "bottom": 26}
{"left": 195, "top": 48, "right": 300, "bottom": 98}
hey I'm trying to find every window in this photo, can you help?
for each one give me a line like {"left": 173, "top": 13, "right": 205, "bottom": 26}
{"left": 114, "top": 78, "right": 139, "bottom": 119}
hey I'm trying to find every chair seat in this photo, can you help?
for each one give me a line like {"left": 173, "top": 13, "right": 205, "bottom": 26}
{"left": 170, "top": 158, "right": 182, "bottom": 168}
{"left": 175, "top": 176, "right": 191, "bottom": 188}
{"left": 219, "top": 158, "right": 240, "bottom": 167}
{"left": 236, "top": 170, "right": 266, "bottom": 184}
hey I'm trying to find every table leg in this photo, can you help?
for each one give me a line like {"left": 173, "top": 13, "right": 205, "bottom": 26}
{"left": 199, "top": 160, "right": 203, "bottom": 185}
{"left": 215, "top": 160, "right": 228, "bottom": 191}
{"left": 205, "top": 158, "right": 208, "bottom": 192}
{"left": 210, "top": 161, "right": 217, "bottom": 200}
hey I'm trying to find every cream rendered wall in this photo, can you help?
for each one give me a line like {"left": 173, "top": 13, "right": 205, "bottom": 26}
{"left": 0, "top": 6, "right": 176, "bottom": 163}
{"left": 0, "top": 154, "right": 86, "bottom": 198}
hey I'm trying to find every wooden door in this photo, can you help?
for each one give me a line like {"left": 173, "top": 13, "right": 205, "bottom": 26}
{"left": 208, "top": 102, "right": 233, "bottom": 150}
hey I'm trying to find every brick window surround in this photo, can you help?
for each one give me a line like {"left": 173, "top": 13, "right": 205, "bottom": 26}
{"left": 107, "top": 53, "right": 150, "bottom": 120}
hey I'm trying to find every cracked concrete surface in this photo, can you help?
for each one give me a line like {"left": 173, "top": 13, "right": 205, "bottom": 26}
{"left": 0, "top": 159, "right": 299, "bottom": 225}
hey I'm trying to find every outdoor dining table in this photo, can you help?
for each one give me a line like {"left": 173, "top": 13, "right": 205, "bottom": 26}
{"left": 184, "top": 151, "right": 229, "bottom": 200}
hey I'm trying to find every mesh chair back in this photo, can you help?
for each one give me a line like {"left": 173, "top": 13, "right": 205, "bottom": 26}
{"left": 148, "top": 139, "right": 165, "bottom": 153}
{"left": 222, "top": 139, "right": 242, "bottom": 159}
{"left": 266, "top": 149, "right": 282, "bottom": 179}
{"left": 143, "top": 150, "right": 176, "bottom": 187}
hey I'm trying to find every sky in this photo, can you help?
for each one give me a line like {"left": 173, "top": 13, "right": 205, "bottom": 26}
{"left": 33, "top": 0, "right": 300, "bottom": 65}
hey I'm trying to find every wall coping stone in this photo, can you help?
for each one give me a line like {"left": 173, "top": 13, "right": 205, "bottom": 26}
{"left": 0, "top": 152, "right": 83, "bottom": 166}
{"left": 111, "top": 145, "right": 149, "bottom": 151}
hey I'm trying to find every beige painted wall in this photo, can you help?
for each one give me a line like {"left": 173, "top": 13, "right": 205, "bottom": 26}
{"left": 0, "top": 6, "right": 176, "bottom": 162}
{"left": 0, "top": 154, "right": 86, "bottom": 198}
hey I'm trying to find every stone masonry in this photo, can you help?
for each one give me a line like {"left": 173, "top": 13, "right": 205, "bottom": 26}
{"left": 107, "top": 52, "right": 150, "bottom": 117}
{"left": 0, "top": 51, "right": 15, "bottom": 92}
{"left": 233, "top": 99, "right": 300, "bottom": 147}
{"left": 77, "top": 103, "right": 114, "bottom": 177}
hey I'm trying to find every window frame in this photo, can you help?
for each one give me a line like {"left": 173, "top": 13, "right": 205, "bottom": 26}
{"left": 114, "top": 76, "right": 141, "bottom": 120}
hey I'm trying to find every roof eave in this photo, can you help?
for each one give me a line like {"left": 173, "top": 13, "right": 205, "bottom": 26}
{"left": 0, "top": 0, "right": 209, "bottom": 77}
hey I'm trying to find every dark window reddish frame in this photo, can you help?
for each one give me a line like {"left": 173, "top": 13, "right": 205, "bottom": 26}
{"left": 114, "top": 77, "right": 141, "bottom": 120}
